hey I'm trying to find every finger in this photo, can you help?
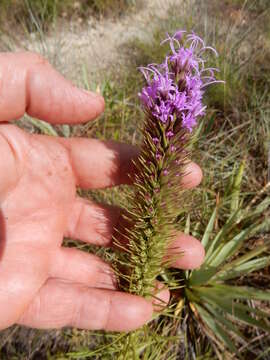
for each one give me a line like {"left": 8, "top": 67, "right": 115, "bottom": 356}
{"left": 18, "top": 278, "right": 153, "bottom": 331}
{"left": 65, "top": 197, "right": 121, "bottom": 246}
{"left": 167, "top": 234, "right": 205, "bottom": 270}
{"left": 56, "top": 137, "right": 202, "bottom": 189}
{"left": 65, "top": 200, "right": 205, "bottom": 269}
{"left": 0, "top": 52, "right": 104, "bottom": 124}
{"left": 182, "top": 162, "right": 203, "bottom": 189}
{"left": 57, "top": 137, "right": 138, "bottom": 189}
{"left": 65, "top": 195, "right": 204, "bottom": 250}
{"left": 48, "top": 248, "right": 170, "bottom": 307}
{"left": 49, "top": 247, "right": 117, "bottom": 290}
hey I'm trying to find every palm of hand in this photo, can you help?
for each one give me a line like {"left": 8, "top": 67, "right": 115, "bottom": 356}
{"left": 1, "top": 125, "right": 136, "bottom": 331}
{"left": 1, "top": 125, "right": 76, "bottom": 326}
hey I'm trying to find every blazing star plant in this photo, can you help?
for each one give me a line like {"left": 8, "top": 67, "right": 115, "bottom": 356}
{"left": 108, "top": 30, "right": 224, "bottom": 359}
{"left": 115, "top": 31, "right": 220, "bottom": 299}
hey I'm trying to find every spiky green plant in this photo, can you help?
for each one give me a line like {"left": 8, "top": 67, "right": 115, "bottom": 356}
{"left": 177, "top": 164, "right": 270, "bottom": 359}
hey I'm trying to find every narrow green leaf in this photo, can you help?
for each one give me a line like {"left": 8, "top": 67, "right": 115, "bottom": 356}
{"left": 230, "top": 302, "right": 270, "bottom": 332}
{"left": 207, "top": 227, "right": 251, "bottom": 267}
{"left": 243, "top": 197, "right": 270, "bottom": 221}
{"left": 201, "top": 207, "right": 217, "bottom": 249}
{"left": 253, "top": 196, "right": 270, "bottom": 214}
{"left": 217, "top": 243, "right": 269, "bottom": 272}
{"left": 204, "top": 209, "right": 240, "bottom": 263}
{"left": 209, "top": 220, "right": 269, "bottom": 267}
{"left": 193, "top": 287, "right": 270, "bottom": 332}
{"left": 194, "top": 284, "right": 270, "bottom": 303}
{"left": 224, "top": 163, "right": 236, "bottom": 198}
{"left": 213, "top": 284, "right": 270, "bottom": 302}
{"left": 191, "top": 221, "right": 201, "bottom": 238}
{"left": 203, "top": 303, "right": 246, "bottom": 345}
{"left": 24, "top": 115, "right": 58, "bottom": 136}
{"left": 189, "top": 266, "right": 218, "bottom": 286}
{"left": 214, "top": 256, "right": 270, "bottom": 281}
{"left": 230, "top": 161, "right": 245, "bottom": 213}
{"left": 189, "top": 118, "right": 204, "bottom": 145}
{"left": 195, "top": 303, "right": 238, "bottom": 354}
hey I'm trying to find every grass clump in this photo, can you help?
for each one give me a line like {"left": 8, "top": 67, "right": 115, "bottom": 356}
{"left": 0, "top": 0, "right": 137, "bottom": 31}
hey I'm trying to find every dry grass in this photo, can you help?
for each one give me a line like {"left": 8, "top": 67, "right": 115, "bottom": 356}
{"left": 0, "top": 0, "right": 136, "bottom": 32}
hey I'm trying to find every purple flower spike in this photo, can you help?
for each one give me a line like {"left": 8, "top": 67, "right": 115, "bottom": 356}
{"left": 139, "top": 30, "right": 220, "bottom": 135}
{"left": 117, "top": 31, "right": 222, "bottom": 310}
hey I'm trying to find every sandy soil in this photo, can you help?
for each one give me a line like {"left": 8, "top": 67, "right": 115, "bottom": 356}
{"left": 16, "top": 0, "right": 181, "bottom": 84}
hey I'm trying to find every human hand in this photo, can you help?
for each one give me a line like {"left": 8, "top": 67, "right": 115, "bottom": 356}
{"left": 0, "top": 52, "right": 205, "bottom": 332}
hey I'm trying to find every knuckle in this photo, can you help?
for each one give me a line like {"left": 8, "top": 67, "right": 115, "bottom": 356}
{"left": 69, "top": 288, "right": 112, "bottom": 330}
{"left": 102, "top": 295, "right": 112, "bottom": 330}
{"left": 69, "top": 286, "right": 87, "bottom": 328}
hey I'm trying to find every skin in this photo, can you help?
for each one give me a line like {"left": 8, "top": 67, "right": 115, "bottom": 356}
{"left": 0, "top": 52, "right": 205, "bottom": 332}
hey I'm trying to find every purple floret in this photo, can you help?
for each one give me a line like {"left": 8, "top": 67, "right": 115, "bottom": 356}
{"left": 139, "top": 31, "right": 220, "bottom": 134}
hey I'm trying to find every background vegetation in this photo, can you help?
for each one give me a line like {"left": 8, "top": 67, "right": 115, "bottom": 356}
{"left": 0, "top": 0, "right": 136, "bottom": 28}
{"left": 0, "top": 0, "right": 269, "bottom": 359}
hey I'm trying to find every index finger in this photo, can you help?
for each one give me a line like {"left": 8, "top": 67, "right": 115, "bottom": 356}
{"left": 0, "top": 52, "right": 105, "bottom": 124}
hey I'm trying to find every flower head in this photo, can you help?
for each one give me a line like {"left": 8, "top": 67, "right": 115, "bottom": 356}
{"left": 139, "top": 31, "right": 220, "bottom": 135}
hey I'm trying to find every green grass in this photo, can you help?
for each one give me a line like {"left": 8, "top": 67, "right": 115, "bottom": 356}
{"left": 0, "top": 0, "right": 270, "bottom": 358}
{"left": 0, "top": 0, "right": 136, "bottom": 31}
